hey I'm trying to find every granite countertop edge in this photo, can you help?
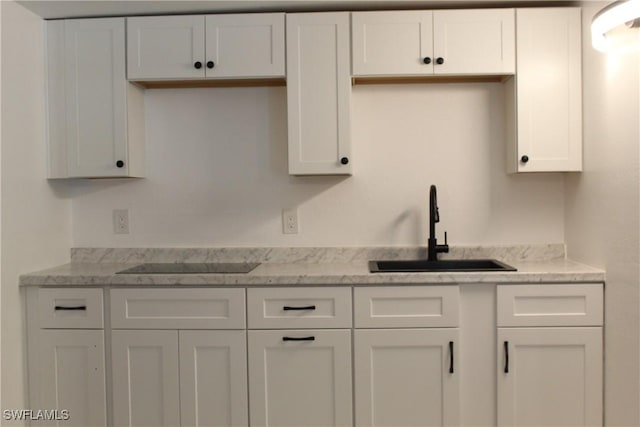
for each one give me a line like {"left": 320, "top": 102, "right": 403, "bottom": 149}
{"left": 19, "top": 258, "right": 606, "bottom": 287}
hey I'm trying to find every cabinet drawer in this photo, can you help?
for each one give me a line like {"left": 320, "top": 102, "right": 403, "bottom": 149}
{"left": 111, "top": 288, "right": 245, "bottom": 329}
{"left": 354, "top": 286, "right": 459, "bottom": 328}
{"left": 38, "top": 288, "right": 104, "bottom": 329}
{"left": 247, "top": 287, "right": 352, "bottom": 329}
{"left": 497, "top": 284, "right": 603, "bottom": 327}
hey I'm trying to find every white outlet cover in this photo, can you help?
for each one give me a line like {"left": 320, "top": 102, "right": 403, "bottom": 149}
{"left": 113, "top": 209, "right": 129, "bottom": 234}
{"left": 282, "top": 208, "right": 298, "bottom": 234}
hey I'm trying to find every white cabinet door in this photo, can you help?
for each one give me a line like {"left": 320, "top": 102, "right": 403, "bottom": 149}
{"left": 179, "top": 330, "right": 248, "bottom": 427}
{"left": 352, "top": 11, "right": 434, "bottom": 76}
{"left": 248, "top": 329, "right": 352, "bottom": 426}
{"left": 205, "top": 13, "right": 285, "bottom": 78}
{"left": 498, "top": 327, "right": 602, "bottom": 427}
{"left": 46, "top": 19, "right": 144, "bottom": 178}
{"left": 508, "top": 8, "right": 582, "bottom": 172}
{"left": 112, "top": 330, "right": 180, "bottom": 427}
{"left": 432, "top": 9, "right": 515, "bottom": 75}
{"left": 351, "top": 9, "right": 514, "bottom": 77}
{"left": 127, "top": 15, "right": 205, "bottom": 80}
{"left": 354, "top": 329, "right": 459, "bottom": 427}
{"left": 38, "top": 330, "right": 106, "bottom": 427}
{"left": 64, "top": 19, "right": 131, "bottom": 178}
{"left": 286, "top": 13, "right": 352, "bottom": 175}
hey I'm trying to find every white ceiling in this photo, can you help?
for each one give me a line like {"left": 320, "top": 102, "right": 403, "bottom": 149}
{"left": 17, "top": 0, "right": 577, "bottom": 20}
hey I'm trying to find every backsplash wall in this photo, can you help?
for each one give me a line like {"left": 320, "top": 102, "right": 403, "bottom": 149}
{"left": 71, "top": 82, "right": 565, "bottom": 247}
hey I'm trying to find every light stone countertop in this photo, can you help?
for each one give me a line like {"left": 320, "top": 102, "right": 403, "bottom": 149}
{"left": 19, "top": 245, "right": 605, "bottom": 287}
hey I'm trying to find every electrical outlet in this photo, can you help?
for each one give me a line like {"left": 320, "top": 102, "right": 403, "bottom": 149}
{"left": 113, "top": 209, "right": 129, "bottom": 234}
{"left": 282, "top": 208, "right": 299, "bottom": 234}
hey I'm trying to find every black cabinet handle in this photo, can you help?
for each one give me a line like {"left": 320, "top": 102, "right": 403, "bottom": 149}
{"left": 194, "top": 61, "right": 202, "bottom": 69}
{"left": 340, "top": 157, "right": 349, "bottom": 165}
{"left": 449, "top": 341, "right": 454, "bottom": 374}
{"left": 423, "top": 57, "right": 432, "bottom": 65}
{"left": 55, "top": 305, "right": 87, "bottom": 311}
{"left": 283, "top": 305, "right": 316, "bottom": 311}
{"left": 521, "top": 155, "right": 529, "bottom": 163}
{"left": 207, "top": 61, "right": 215, "bottom": 69}
{"left": 116, "top": 160, "right": 125, "bottom": 168}
{"left": 504, "top": 341, "right": 510, "bottom": 373}
{"left": 282, "top": 336, "right": 315, "bottom": 342}
{"left": 436, "top": 57, "right": 445, "bottom": 65}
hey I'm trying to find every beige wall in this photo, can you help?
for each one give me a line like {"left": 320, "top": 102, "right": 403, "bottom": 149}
{"left": 0, "top": 1, "right": 71, "bottom": 422}
{"left": 70, "top": 83, "right": 566, "bottom": 248}
{"left": 565, "top": 3, "right": 640, "bottom": 426}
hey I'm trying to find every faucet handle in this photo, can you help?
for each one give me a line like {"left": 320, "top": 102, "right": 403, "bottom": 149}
{"left": 437, "top": 231, "right": 450, "bottom": 254}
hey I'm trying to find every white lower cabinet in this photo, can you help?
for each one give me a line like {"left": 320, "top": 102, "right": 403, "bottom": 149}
{"left": 354, "top": 286, "right": 460, "bottom": 427}
{"left": 112, "top": 329, "right": 248, "bottom": 427}
{"left": 38, "top": 330, "right": 107, "bottom": 427}
{"left": 496, "top": 284, "right": 603, "bottom": 427}
{"left": 112, "top": 330, "right": 181, "bottom": 427}
{"left": 248, "top": 330, "right": 352, "bottom": 427}
{"left": 497, "top": 328, "right": 603, "bottom": 427}
{"left": 28, "top": 283, "right": 604, "bottom": 427}
{"left": 110, "top": 288, "right": 248, "bottom": 427}
{"left": 180, "top": 331, "right": 249, "bottom": 427}
{"left": 354, "top": 329, "right": 459, "bottom": 427}
{"left": 26, "top": 288, "right": 107, "bottom": 427}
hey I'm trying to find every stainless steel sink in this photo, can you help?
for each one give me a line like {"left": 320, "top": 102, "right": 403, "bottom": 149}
{"left": 369, "top": 259, "right": 516, "bottom": 273}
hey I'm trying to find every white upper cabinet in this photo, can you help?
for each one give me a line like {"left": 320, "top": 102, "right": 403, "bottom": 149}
{"left": 46, "top": 18, "right": 145, "bottom": 178}
{"left": 352, "top": 9, "right": 515, "bottom": 76}
{"left": 127, "top": 13, "right": 285, "bottom": 80}
{"left": 433, "top": 9, "right": 515, "bottom": 75}
{"left": 507, "top": 8, "right": 582, "bottom": 172}
{"left": 287, "top": 12, "right": 352, "bottom": 175}
{"left": 352, "top": 11, "right": 434, "bottom": 76}
{"left": 205, "top": 14, "right": 285, "bottom": 78}
{"left": 127, "top": 15, "right": 205, "bottom": 80}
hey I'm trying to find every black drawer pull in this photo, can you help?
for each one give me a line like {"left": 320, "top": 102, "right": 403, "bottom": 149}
{"left": 282, "top": 336, "right": 315, "bottom": 342}
{"left": 283, "top": 305, "right": 316, "bottom": 311}
{"left": 449, "top": 341, "right": 454, "bottom": 374}
{"left": 54, "top": 305, "right": 87, "bottom": 311}
{"left": 504, "top": 341, "right": 510, "bottom": 373}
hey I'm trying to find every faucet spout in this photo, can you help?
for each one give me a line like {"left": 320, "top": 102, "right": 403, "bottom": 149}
{"left": 428, "top": 185, "right": 449, "bottom": 262}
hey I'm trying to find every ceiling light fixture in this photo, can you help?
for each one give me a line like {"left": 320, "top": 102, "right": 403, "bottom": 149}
{"left": 591, "top": 0, "right": 640, "bottom": 52}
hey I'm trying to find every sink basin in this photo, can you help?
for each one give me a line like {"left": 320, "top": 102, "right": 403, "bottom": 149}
{"left": 369, "top": 259, "right": 516, "bottom": 273}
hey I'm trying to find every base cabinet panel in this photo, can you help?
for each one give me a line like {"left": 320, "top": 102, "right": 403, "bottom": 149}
{"left": 354, "top": 329, "right": 459, "bottom": 427}
{"left": 497, "top": 327, "right": 602, "bottom": 427}
{"left": 112, "top": 330, "right": 180, "bottom": 427}
{"left": 179, "top": 330, "right": 248, "bottom": 427}
{"left": 38, "top": 330, "right": 107, "bottom": 427}
{"left": 248, "top": 329, "right": 352, "bottom": 426}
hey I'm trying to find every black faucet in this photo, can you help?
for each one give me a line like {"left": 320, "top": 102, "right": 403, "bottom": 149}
{"left": 428, "top": 185, "right": 449, "bottom": 262}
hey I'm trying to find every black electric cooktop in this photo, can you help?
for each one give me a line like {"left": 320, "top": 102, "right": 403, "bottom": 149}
{"left": 116, "top": 262, "right": 260, "bottom": 274}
